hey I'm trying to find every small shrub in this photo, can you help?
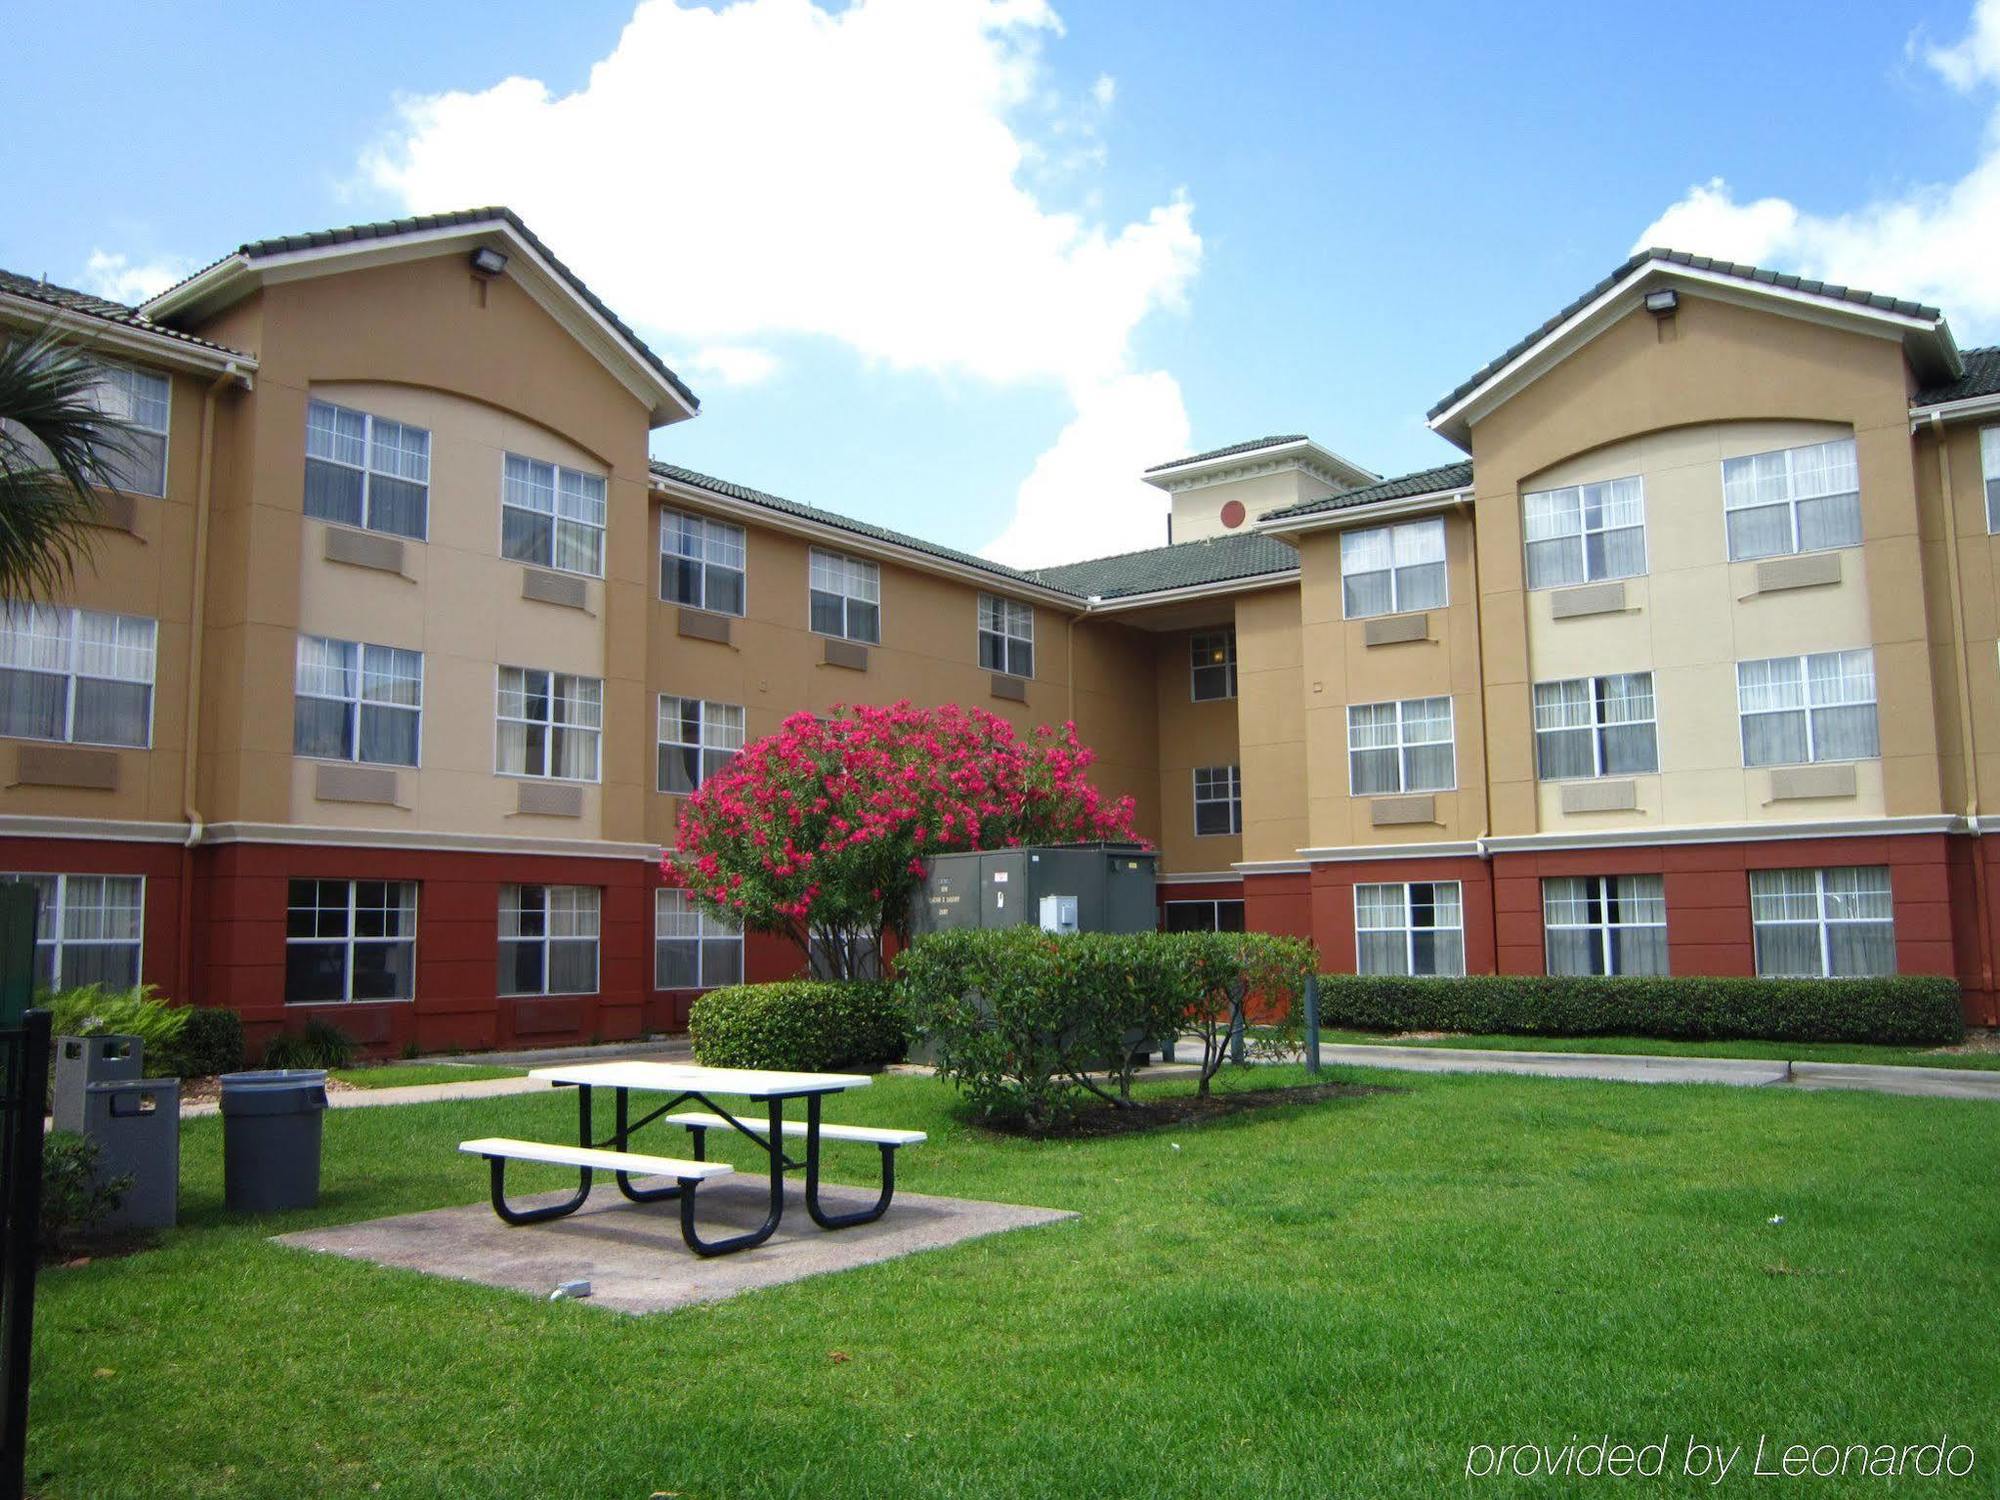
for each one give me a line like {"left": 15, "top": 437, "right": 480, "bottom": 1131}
{"left": 151, "top": 1006, "right": 245, "bottom": 1079}
{"left": 46, "top": 983, "right": 188, "bottom": 1057}
{"left": 263, "top": 1020, "right": 358, "bottom": 1071}
{"left": 690, "top": 982, "right": 909, "bottom": 1072}
{"left": 40, "top": 1131, "right": 131, "bottom": 1259}
{"left": 1314, "top": 973, "right": 1965, "bottom": 1047}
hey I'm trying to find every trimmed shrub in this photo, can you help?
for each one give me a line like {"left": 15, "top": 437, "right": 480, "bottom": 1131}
{"left": 41, "top": 1131, "right": 131, "bottom": 1259}
{"left": 152, "top": 1006, "right": 246, "bottom": 1079}
{"left": 689, "top": 981, "right": 910, "bottom": 1072}
{"left": 1314, "top": 973, "right": 1965, "bottom": 1047}
{"left": 263, "top": 1020, "right": 358, "bottom": 1071}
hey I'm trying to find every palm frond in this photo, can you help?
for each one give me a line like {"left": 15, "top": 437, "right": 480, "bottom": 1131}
{"left": 0, "top": 325, "right": 144, "bottom": 601}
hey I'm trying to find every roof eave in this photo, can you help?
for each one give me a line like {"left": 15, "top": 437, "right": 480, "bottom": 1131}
{"left": 1142, "top": 437, "right": 1377, "bottom": 492}
{"left": 1080, "top": 569, "right": 1301, "bottom": 613}
{"left": 1257, "top": 485, "right": 1472, "bottom": 535}
{"left": 0, "top": 289, "right": 257, "bottom": 379}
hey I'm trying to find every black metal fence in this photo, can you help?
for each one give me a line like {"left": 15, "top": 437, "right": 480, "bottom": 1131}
{"left": 0, "top": 881, "right": 47, "bottom": 1500}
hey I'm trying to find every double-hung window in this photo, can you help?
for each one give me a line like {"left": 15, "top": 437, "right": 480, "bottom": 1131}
{"left": 1355, "top": 882, "right": 1464, "bottom": 976}
{"left": 808, "top": 548, "right": 880, "bottom": 642}
{"left": 93, "top": 363, "right": 170, "bottom": 497}
{"left": 497, "top": 667, "right": 602, "bottom": 781}
{"left": 1533, "top": 673, "right": 1658, "bottom": 779}
{"left": 1749, "top": 866, "right": 1894, "bottom": 978}
{"left": 1983, "top": 428, "right": 2000, "bottom": 534}
{"left": 1723, "top": 437, "right": 1860, "bottom": 561}
{"left": 304, "top": 400, "right": 430, "bottom": 540}
{"left": 978, "top": 595, "right": 1034, "bottom": 677}
{"left": 1543, "top": 875, "right": 1667, "bottom": 976}
{"left": 1348, "top": 696, "right": 1454, "bottom": 795}
{"left": 1522, "top": 476, "right": 1646, "bottom": 589}
{"left": 284, "top": 879, "right": 417, "bottom": 1003}
{"left": 1193, "top": 765, "right": 1242, "bottom": 836}
{"left": 0, "top": 873, "right": 143, "bottom": 990}
{"left": 658, "top": 696, "right": 745, "bottom": 794}
{"left": 1190, "top": 629, "right": 1237, "bottom": 701}
{"left": 503, "top": 454, "right": 606, "bottom": 577}
{"left": 498, "top": 885, "right": 600, "bottom": 997}
{"left": 1162, "top": 899, "right": 1246, "bottom": 933}
{"left": 655, "top": 889, "right": 744, "bottom": 990}
{"left": 660, "top": 508, "right": 746, "bottom": 614}
{"left": 0, "top": 603, "right": 155, "bottom": 748}
{"left": 1341, "top": 518, "right": 1447, "bottom": 618}
{"left": 1737, "top": 650, "right": 1878, "bottom": 767}
{"left": 294, "top": 636, "right": 422, "bottom": 767}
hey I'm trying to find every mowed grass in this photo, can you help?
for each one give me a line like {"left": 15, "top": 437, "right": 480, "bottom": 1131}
{"left": 1318, "top": 1028, "right": 2000, "bottom": 1071}
{"left": 326, "top": 1062, "right": 526, "bottom": 1090}
{"left": 27, "top": 1066, "right": 2000, "bottom": 1499}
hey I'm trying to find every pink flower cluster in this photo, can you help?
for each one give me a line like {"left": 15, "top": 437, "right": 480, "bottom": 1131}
{"left": 667, "top": 701, "right": 1143, "bottom": 937}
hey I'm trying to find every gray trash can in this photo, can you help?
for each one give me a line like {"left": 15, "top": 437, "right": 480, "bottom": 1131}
{"left": 219, "top": 1069, "right": 329, "bottom": 1212}
{"left": 53, "top": 1034, "right": 144, "bottom": 1135}
{"left": 82, "top": 1076, "right": 180, "bottom": 1231}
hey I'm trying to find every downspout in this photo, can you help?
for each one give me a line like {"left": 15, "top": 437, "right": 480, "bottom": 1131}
{"left": 1929, "top": 411, "right": 1994, "bottom": 1008}
{"left": 1456, "top": 491, "right": 1496, "bottom": 969}
{"left": 175, "top": 363, "right": 236, "bottom": 1003}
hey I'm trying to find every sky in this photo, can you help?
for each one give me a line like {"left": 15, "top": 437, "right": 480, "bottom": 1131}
{"left": 6, "top": 0, "right": 2000, "bottom": 567}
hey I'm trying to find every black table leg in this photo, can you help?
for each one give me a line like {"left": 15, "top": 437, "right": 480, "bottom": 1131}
{"left": 803, "top": 1091, "right": 897, "bottom": 1229}
{"left": 679, "top": 1095, "right": 788, "bottom": 1256}
{"left": 488, "top": 1083, "right": 594, "bottom": 1225}
{"left": 613, "top": 1085, "right": 684, "bottom": 1204}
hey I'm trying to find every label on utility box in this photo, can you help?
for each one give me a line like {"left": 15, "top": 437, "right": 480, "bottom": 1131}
{"left": 992, "top": 871, "right": 1008, "bottom": 882}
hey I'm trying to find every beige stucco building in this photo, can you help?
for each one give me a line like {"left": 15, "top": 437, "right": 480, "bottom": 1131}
{"left": 4, "top": 214, "right": 1997, "bottom": 1051}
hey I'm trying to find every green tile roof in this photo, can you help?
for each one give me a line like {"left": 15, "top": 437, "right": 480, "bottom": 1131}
{"left": 1916, "top": 346, "right": 2000, "bottom": 407}
{"left": 0, "top": 267, "right": 251, "bottom": 359}
{"left": 1027, "top": 532, "right": 1297, "bottom": 600}
{"left": 1260, "top": 460, "right": 1473, "bottom": 524}
{"left": 1144, "top": 435, "right": 1309, "bottom": 473}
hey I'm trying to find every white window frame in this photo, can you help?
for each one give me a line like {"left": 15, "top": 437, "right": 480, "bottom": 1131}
{"left": 1339, "top": 516, "right": 1448, "bottom": 619}
{"left": 89, "top": 361, "right": 171, "bottom": 498}
{"left": 1541, "top": 875, "right": 1668, "bottom": 976}
{"left": 1736, "top": 650, "right": 1878, "bottom": 768}
{"left": 1161, "top": 898, "right": 1245, "bottom": 933}
{"left": 1532, "top": 672, "right": 1659, "bottom": 781}
{"left": 1347, "top": 696, "right": 1456, "bottom": 795}
{"left": 0, "top": 602, "right": 156, "bottom": 748}
{"left": 658, "top": 695, "right": 746, "bottom": 794}
{"left": 808, "top": 547, "right": 881, "bottom": 643}
{"left": 495, "top": 666, "right": 603, "bottom": 782}
{"left": 501, "top": 453, "right": 607, "bottom": 578}
{"left": 0, "top": 872, "right": 145, "bottom": 991}
{"left": 1192, "top": 765, "right": 1242, "bottom": 836}
{"left": 1749, "top": 866, "right": 1896, "bottom": 979}
{"left": 1982, "top": 427, "right": 2000, "bottom": 535}
{"left": 655, "top": 888, "right": 744, "bottom": 990}
{"left": 1190, "top": 629, "right": 1237, "bottom": 701}
{"left": 1521, "top": 475, "right": 1647, "bottom": 590}
{"left": 497, "top": 884, "right": 601, "bottom": 997}
{"left": 304, "top": 398, "right": 431, "bottom": 540}
{"left": 978, "top": 594, "right": 1034, "bottom": 678}
{"left": 1354, "top": 881, "right": 1465, "bottom": 977}
{"left": 293, "top": 636, "right": 423, "bottom": 768}
{"left": 283, "top": 879, "right": 418, "bottom": 1005}
{"left": 659, "top": 508, "right": 747, "bottom": 615}
{"left": 1722, "top": 437, "right": 1860, "bottom": 562}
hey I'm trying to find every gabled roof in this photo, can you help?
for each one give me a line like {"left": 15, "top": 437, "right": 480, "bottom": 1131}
{"left": 1027, "top": 532, "right": 1298, "bottom": 601}
{"left": 143, "top": 208, "right": 697, "bottom": 424}
{"left": 1259, "top": 460, "right": 1474, "bottom": 526}
{"left": 1914, "top": 346, "right": 2000, "bottom": 410}
{"left": 1428, "top": 249, "right": 1959, "bottom": 449}
{"left": 0, "top": 267, "right": 254, "bottom": 370}
{"left": 1144, "top": 435, "right": 1308, "bottom": 473}
{"left": 1141, "top": 433, "right": 1378, "bottom": 492}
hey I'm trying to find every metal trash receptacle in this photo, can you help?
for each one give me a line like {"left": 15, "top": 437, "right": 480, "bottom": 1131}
{"left": 82, "top": 1076, "right": 180, "bottom": 1230}
{"left": 219, "top": 1069, "right": 329, "bottom": 1213}
{"left": 53, "top": 1033, "right": 145, "bottom": 1135}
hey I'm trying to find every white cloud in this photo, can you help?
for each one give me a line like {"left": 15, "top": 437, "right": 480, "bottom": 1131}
{"left": 362, "top": 0, "right": 1200, "bottom": 563}
{"left": 80, "top": 250, "right": 191, "bottom": 305}
{"left": 1637, "top": 0, "right": 2000, "bottom": 336}
{"left": 683, "top": 345, "right": 781, "bottom": 387}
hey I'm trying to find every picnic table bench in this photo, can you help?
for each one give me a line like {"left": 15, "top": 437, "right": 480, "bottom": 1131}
{"left": 458, "top": 1061, "right": 925, "bottom": 1257}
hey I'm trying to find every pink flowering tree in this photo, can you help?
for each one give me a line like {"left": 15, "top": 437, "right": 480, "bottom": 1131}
{"left": 667, "top": 701, "right": 1143, "bottom": 979}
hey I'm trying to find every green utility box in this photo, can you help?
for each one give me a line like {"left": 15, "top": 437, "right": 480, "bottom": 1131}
{"left": 914, "top": 843, "right": 1158, "bottom": 938}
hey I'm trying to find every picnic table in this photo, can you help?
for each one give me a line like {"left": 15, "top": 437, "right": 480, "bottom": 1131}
{"left": 459, "top": 1061, "right": 925, "bottom": 1257}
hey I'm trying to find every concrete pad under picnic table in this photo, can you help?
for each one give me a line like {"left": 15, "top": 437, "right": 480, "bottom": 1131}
{"left": 273, "top": 1177, "right": 1075, "bottom": 1315}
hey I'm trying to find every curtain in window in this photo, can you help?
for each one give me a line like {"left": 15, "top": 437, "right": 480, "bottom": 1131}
{"left": 1583, "top": 478, "right": 1647, "bottom": 580}
{"left": 1724, "top": 439, "right": 1859, "bottom": 559}
{"left": 1822, "top": 866, "right": 1895, "bottom": 977}
{"left": 1340, "top": 526, "right": 1395, "bottom": 617}
{"left": 0, "top": 603, "right": 69, "bottom": 741}
{"left": 1984, "top": 429, "right": 2000, "bottom": 533}
{"left": 496, "top": 668, "right": 546, "bottom": 776}
{"left": 1806, "top": 650, "right": 1878, "bottom": 762}
{"left": 367, "top": 417, "right": 429, "bottom": 540}
{"left": 96, "top": 366, "right": 170, "bottom": 497}
{"left": 70, "top": 611, "right": 153, "bottom": 746}
{"left": 1392, "top": 521, "right": 1448, "bottom": 611}
{"left": 1399, "top": 697, "right": 1455, "bottom": 792}
{"left": 359, "top": 646, "right": 422, "bottom": 766}
{"left": 1408, "top": 882, "right": 1464, "bottom": 976}
{"left": 551, "top": 675, "right": 602, "bottom": 780}
{"left": 1353, "top": 883, "right": 1406, "bottom": 975}
{"left": 1348, "top": 703, "right": 1401, "bottom": 794}
{"left": 1523, "top": 487, "right": 1585, "bottom": 589}
{"left": 501, "top": 456, "right": 555, "bottom": 564}
{"left": 294, "top": 636, "right": 357, "bottom": 758}
{"left": 1599, "top": 673, "right": 1658, "bottom": 774}
{"left": 1533, "top": 679, "right": 1594, "bottom": 779}
{"left": 1738, "top": 657, "right": 1810, "bottom": 766}
{"left": 305, "top": 401, "right": 368, "bottom": 526}
{"left": 554, "top": 470, "right": 606, "bottom": 576}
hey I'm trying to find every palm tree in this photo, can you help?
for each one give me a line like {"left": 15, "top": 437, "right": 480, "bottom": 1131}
{"left": 0, "top": 326, "right": 137, "bottom": 601}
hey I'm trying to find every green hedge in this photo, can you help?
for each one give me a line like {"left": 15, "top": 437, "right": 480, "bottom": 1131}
{"left": 1314, "top": 973, "right": 1965, "bottom": 1047}
{"left": 152, "top": 1007, "right": 246, "bottom": 1079}
{"left": 689, "top": 981, "right": 910, "bottom": 1072}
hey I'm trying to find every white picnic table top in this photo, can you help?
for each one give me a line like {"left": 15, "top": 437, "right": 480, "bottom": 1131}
{"left": 527, "top": 1060, "right": 873, "bottom": 1098}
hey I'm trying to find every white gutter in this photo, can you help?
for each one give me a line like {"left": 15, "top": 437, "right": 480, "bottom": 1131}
{"left": 0, "top": 292, "right": 257, "bottom": 380}
{"left": 1257, "top": 486, "right": 1472, "bottom": 537}
{"left": 1909, "top": 391, "right": 2000, "bottom": 427}
{"left": 1082, "top": 569, "right": 1300, "bottom": 615}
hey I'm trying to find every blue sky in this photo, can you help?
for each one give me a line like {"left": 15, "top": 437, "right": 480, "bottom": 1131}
{"left": 6, "top": 0, "right": 1996, "bottom": 565}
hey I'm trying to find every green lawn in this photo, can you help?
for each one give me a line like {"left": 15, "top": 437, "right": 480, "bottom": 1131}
{"left": 326, "top": 1062, "right": 526, "bottom": 1090}
{"left": 1317, "top": 1028, "right": 2000, "bottom": 1071}
{"left": 28, "top": 1066, "right": 2000, "bottom": 1498}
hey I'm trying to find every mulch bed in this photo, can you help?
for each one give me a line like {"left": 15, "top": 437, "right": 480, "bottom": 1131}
{"left": 981, "top": 1080, "right": 1397, "bottom": 1140}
